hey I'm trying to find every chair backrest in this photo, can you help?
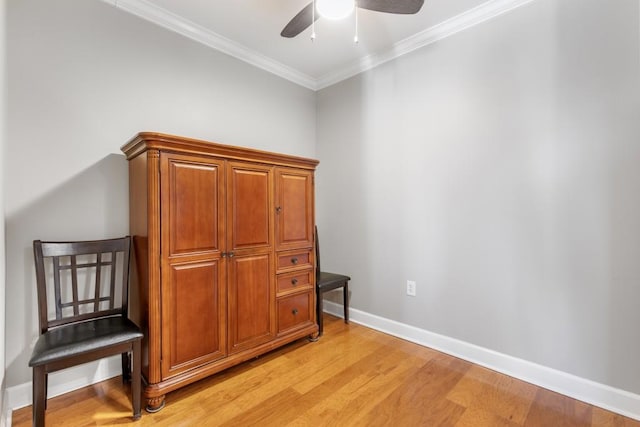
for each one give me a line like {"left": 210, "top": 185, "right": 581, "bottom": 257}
{"left": 314, "top": 226, "right": 321, "bottom": 278}
{"left": 33, "top": 236, "right": 131, "bottom": 334}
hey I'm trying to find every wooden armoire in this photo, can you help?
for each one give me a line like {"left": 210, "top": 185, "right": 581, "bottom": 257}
{"left": 121, "top": 132, "right": 319, "bottom": 411}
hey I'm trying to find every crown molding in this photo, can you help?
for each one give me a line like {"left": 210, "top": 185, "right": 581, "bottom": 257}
{"left": 101, "top": 0, "right": 537, "bottom": 91}
{"left": 102, "top": 0, "right": 318, "bottom": 90}
{"left": 316, "top": 0, "right": 537, "bottom": 89}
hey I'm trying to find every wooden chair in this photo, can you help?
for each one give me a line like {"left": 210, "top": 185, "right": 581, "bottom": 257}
{"left": 315, "top": 226, "right": 351, "bottom": 336}
{"left": 29, "top": 237, "right": 142, "bottom": 427}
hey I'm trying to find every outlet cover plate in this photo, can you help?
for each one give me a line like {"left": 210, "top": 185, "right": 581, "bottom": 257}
{"left": 407, "top": 280, "right": 417, "bottom": 296}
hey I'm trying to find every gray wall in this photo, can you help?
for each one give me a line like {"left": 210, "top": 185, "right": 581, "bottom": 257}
{"left": 1, "top": 0, "right": 7, "bottom": 413}
{"left": 6, "top": 0, "right": 640, "bottom": 401}
{"left": 317, "top": 0, "right": 640, "bottom": 394}
{"left": 5, "top": 0, "right": 316, "bottom": 387}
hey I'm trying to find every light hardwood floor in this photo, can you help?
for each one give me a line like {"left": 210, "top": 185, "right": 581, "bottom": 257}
{"left": 12, "top": 315, "right": 640, "bottom": 426}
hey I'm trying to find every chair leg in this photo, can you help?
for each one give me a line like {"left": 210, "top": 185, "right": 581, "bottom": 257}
{"left": 317, "top": 290, "right": 324, "bottom": 337}
{"left": 132, "top": 340, "right": 142, "bottom": 420}
{"left": 122, "top": 352, "right": 131, "bottom": 383}
{"left": 343, "top": 282, "right": 349, "bottom": 324}
{"left": 32, "top": 366, "right": 46, "bottom": 427}
{"left": 44, "top": 372, "right": 48, "bottom": 410}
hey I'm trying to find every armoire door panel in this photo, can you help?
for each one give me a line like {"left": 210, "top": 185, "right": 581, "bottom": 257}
{"left": 162, "top": 260, "right": 226, "bottom": 378}
{"left": 228, "top": 253, "right": 275, "bottom": 353}
{"left": 162, "top": 154, "right": 225, "bottom": 257}
{"left": 227, "top": 163, "right": 273, "bottom": 251}
{"left": 275, "top": 169, "right": 313, "bottom": 250}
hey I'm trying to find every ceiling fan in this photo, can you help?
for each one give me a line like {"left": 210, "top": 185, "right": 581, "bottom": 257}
{"left": 281, "top": 0, "right": 425, "bottom": 38}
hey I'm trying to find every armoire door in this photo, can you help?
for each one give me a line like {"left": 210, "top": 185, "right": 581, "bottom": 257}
{"left": 160, "top": 153, "right": 227, "bottom": 379}
{"left": 275, "top": 168, "right": 314, "bottom": 251}
{"left": 226, "top": 162, "right": 276, "bottom": 353}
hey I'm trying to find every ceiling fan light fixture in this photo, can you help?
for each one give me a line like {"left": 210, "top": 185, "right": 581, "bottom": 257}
{"left": 316, "top": 0, "right": 354, "bottom": 20}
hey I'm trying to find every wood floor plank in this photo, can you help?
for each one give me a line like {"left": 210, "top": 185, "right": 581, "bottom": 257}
{"left": 455, "top": 406, "right": 523, "bottom": 427}
{"left": 356, "top": 354, "right": 470, "bottom": 426}
{"left": 447, "top": 364, "right": 537, "bottom": 424}
{"left": 11, "top": 315, "right": 640, "bottom": 427}
{"left": 592, "top": 407, "right": 640, "bottom": 427}
{"left": 524, "top": 387, "right": 594, "bottom": 427}
{"left": 290, "top": 349, "right": 428, "bottom": 425}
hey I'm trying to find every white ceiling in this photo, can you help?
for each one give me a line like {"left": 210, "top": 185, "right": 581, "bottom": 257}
{"left": 102, "top": 0, "right": 535, "bottom": 90}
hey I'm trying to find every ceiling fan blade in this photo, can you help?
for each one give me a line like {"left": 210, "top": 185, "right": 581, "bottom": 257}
{"left": 281, "top": 2, "right": 320, "bottom": 38}
{"left": 358, "top": 0, "right": 424, "bottom": 14}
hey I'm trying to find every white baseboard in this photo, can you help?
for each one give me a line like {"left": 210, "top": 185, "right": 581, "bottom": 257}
{"left": 1, "top": 382, "right": 8, "bottom": 427}
{"left": 323, "top": 300, "right": 640, "bottom": 421}
{"left": 7, "top": 307, "right": 640, "bottom": 421}
{"left": 5, "top": 356, "right": 121, "bottom": 413}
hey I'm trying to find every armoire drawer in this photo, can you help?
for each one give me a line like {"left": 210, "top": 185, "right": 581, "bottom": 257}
{"left": 276, "top": 249, "right": 312, "bottom": 272}
{"left": 277, "top": 270, "right": 313, "bottom": 295}
{"left": 277, "top": 291, "right": 313, "bottom": 334}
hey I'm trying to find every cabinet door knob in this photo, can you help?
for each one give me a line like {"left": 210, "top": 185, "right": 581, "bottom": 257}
{"left": 275, "top": 206, "right": 282, "bottom": 213}
{"left": 291, "top": 257, "right": 298, "bottom": 265}
{"left": 291, "top": 278, "right": 298, "bottom": 286}
{"left": 228, "top": 251, "right": 235, "bottom": 258}
{"left": 292, "top": 308, "right": 299, "bottom": 315}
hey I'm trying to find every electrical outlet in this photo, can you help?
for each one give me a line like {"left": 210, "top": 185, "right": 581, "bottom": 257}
{"left": 406, "top": 280, "right": 417, "bottom": 296}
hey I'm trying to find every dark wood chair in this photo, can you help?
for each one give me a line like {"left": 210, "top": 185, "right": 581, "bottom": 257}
{"left": 315, "top": 226, "right": 351, "bottom": 336}
{"left": 29, "top": 237, "right": 142, "bottom": 427}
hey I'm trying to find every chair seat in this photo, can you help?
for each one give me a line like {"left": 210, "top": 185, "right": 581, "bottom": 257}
{"left": 318, "top": 272, "right": 351, "bottom": 292}
{"left": 29, "top": 317, "right": 143, "bottom": 367}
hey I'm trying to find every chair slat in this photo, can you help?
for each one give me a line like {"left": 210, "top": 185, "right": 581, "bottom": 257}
{"left": 109, "top": 251, "right": 117, "bottom": 310}
{"left": 70, "top": 255, "right": 79, "bottom": 316}
{"left": 94, "top": 252, "right": 103, "bottom": 312}
{"left": 60, "top": 296, "right": 110, "bottom": 308}
{"left": 58, "top": 261, "right": 113, "bottom": 270}
{"left": 52, "top": 257, "right": 62, "bottom": 320}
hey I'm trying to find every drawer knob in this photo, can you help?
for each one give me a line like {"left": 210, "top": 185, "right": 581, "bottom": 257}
{"left": 291, "top": 278, "right": 298, "bottom": 286}
{"left": 291, "top": 257, "right": 298, "bottom": 265}
{"left": 292, "top": 308, "right": 299, "bottom": 315}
